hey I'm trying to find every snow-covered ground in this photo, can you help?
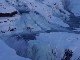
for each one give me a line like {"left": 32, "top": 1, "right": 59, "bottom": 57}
{"left": 1, "top": 32, "right": 80, "bottom": 60}
{"left": 0, "top": 5, "right": 17, "bottom": 13}
{"left": 0, "top": 0, "right": 80, "bottom": 60}
{"left": 70, "top": 0, "right": 80, "bottom": 16}
{"left": 28, "top": 32, "right": 80, "bottom": 60}
{"left": 0, "top": 39, "right": 31, "bottom": 60}
{"left": 0, "top": 14, "right": 20, "bottom": 34}
{"left": 0, "top": 0, "right": 74, "bottom": 34}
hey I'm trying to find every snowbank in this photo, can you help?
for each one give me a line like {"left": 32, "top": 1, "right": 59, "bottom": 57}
{"left": 0, "top": 39, "right": 31, "bottom": 60}
{"left": 0, "top": 3, "right": 17, "bottom": 13}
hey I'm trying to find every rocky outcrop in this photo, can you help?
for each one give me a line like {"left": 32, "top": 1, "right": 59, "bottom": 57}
{"left": 0, "top": 11, "right": 18, "bottom": 17}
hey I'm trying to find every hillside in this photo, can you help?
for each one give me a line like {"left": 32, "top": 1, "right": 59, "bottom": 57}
{"left": 0, "top": 0, "right": 80, "bottom": 60}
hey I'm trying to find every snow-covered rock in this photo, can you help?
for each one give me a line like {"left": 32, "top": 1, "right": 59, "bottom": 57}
{"left": 0, "top": 0, "right": 17, "bottom": 13}
{"left": 28, "top": 32, "right": 80, "bottom": 60}
{"left": 0, "top": 14, "right": 20, "bottom": 34}
{"left": 6, "top": 0, "right": 70, "bottom": 26}
{"left": 0, "top": 5, "right": 17, "bottom": 13}
{"left": 0, "top": 0, "right": 80, "bottom": 60}
{"left": 1, "top": 31, "right": 80, "bottom": 60}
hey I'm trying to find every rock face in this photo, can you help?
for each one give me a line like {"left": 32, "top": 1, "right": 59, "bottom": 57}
{"left": 0, "top": 11, "right": 18, "bottom": 17}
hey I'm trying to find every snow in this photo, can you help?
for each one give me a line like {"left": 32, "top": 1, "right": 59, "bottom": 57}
{"left": 28, "top": 32, "right": 80, "bottom": 60}
{"left": 0, "top": 39, "right": 31, "bottom": 60}
{"left": 0, "top": 14, "right": 20, "bottom": 34}
{"left": 73, "top": 28, "right": 80, "bottom": 32}
{"left": 70, "top": 0, "right": 80, "bottom": 16}
{"left": 9, "top": 0, "right": 70, "bottom": 27}
{"left": 0, "top": 5, "right": 17, "bottom": 13}
{"left": 23, "top": 0, "right": 70, "bottom": 27}
{"left": 0, "top": 0, "right": 6, "bottom": 3}
{"left": 0, "top": 0, "right": 80, "bottom": 60}
{"left": 0, "top": 0, "right": 70, "bottom": 34}
{"left": 0, "top": 2, "right": 17, "bottom": 13}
